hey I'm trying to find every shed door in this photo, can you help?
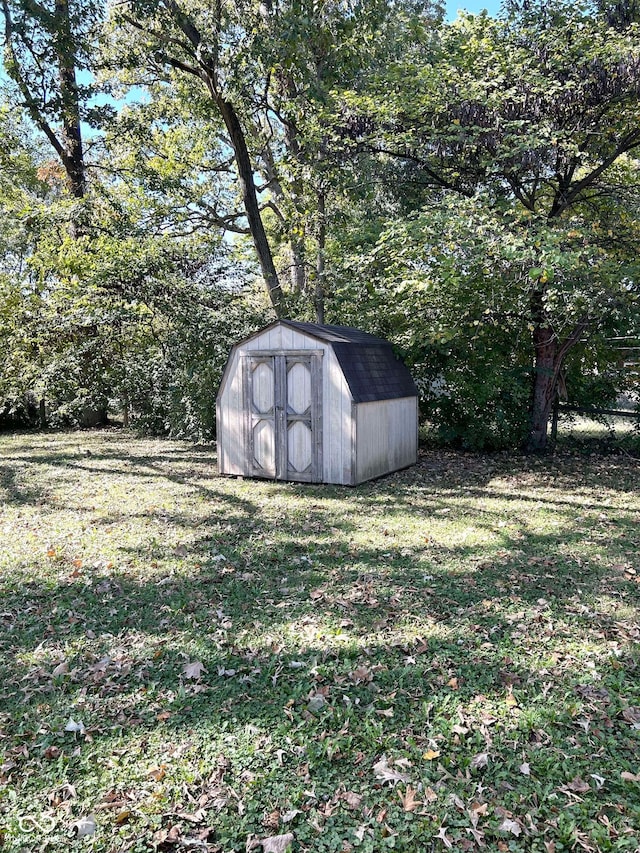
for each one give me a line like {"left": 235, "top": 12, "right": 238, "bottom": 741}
{"left": 245, "top": 352, "right": 322, "bottom": 482}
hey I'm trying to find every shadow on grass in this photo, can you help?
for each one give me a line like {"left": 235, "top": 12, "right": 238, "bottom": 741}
{"left": 2, "top": 497, "right": 638, "bottom": 696}
{"left": 1, "top": 439, "right": 638, "bottom": 651}
{"left": 2, "top": 436, "right": 640, "bottom": 851}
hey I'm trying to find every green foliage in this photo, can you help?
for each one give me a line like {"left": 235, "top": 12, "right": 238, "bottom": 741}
{"left": 3, "top": 0, "right": 640, "bottom": 448}
{"left": 118, "top": 275, "right": 269, "bottom": 440}
{"left": 329, "top": 0, "right": 640, "bottom": 449}
{"left": 330, "top": 190, "right": 640, "bottom": 449}
{"left": 3, "top": 223, "right": 269, "bottom": 436}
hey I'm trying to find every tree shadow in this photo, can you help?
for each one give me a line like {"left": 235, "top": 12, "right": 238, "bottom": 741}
{"left": 1, "top": 435, "right": 639, "bottom": 851}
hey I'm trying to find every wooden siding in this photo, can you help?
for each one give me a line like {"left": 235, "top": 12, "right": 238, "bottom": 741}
{"left": 216, "top": 347, "right": 245, "bottom": 475}
{"left": 217, "top": 324, "right": 353, "bottom": 484}
{"left": 354, "top": 397, "right": 418, "bottom": 484}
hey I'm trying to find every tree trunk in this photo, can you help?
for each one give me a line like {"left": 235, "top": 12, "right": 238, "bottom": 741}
{"left": 55, "top": 0, "right": 85, "bottom": 201}
{"left": 145, "top": 2, "right": 284, "bottom": 314}
{"left": 2, "top": 0, "right": 86, "bottom": 202}
{"left": 217, "top": 97, "right": 284, "bottom": 316}
{"left": 290, "top": 238, "right": 306, "bottom": 293}
{"left": 315, "top": 188, "right": 326, "bottom": 325}
{"left": 527, "top": 324, "right": 558, "bottom": 452}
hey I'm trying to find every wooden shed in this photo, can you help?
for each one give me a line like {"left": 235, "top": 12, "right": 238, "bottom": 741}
{"left": 216, "top": 320, "right": 418, "bottom": 485}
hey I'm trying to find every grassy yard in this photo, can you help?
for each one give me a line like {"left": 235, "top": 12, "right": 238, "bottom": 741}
{"left": 1, "top": 431, "right": 639, "bottom": 853}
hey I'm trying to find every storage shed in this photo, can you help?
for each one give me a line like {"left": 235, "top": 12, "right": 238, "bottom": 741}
{"left": 216, "top": 320, "right": 418, "bottom": 485}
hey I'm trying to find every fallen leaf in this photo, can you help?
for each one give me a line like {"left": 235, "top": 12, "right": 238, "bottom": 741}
{"left": 423, "top": 786, "right": 438, "bottom": 803}
{"left": 470, "top": 752, "right": 489, "bottom": 769}
{"left": 342, "top": 791, "right": 363, "bottom": 809}
{"left": 89, "top": 656, "right": 112, "bottom": 674}
{"left": 259, "top": 833, "right": 295, "bottom": 852}
{"left": 449, "top": 793, "right": 465, "bottom": 810}
{"left": 621, "top": 706, "right": 640, "bottom": 725}
{"left": 44, "top": 746, "right": 62, "bottom": 760}
{"left": 263, "top": 810, "right": 280, "bottom": 830}
{"left": 621, "top": 771, "right": 640, "bottom": 782}
{"left": 152, "top": 824, "right": 187, "bottom": 847}
{"left": 349, "top": 667, "right": 372, "bottom": 684}
{"left": 499, "top": 818, "right": 522, "bottom": 837}
{"left": 423, "top": 749, "right": 440, "bottom": 761}
{"left": 281, "top": 809, "right": 302, "bottom": 823}
{"left": 373, "top": 755, "right": 411, "bottom": 785}
{"left": 399, "top": 785, "right": 420, "bottom": 812}
{"left": 306, "top": 694, "right": 326, "bottom": 714}
{"left": 467, "top": 825, "right": 485, "bottom": 845}
{"left": 177, "top": 809, "right": 206, "bottom": 823}
{"left": 151, "top": 828, "right": 169, "bottom": 846}
{"left": 51, "top": 661, "right": 69, "bottom": 677}
{"left": 434, "top": 825, "right": 452, "bottom": 848}
{"left": 183, "top": 661, "right": 206, "bottom": 680}
{"left": 147, "top": 765, "right": 166, "bottom": 782}
{"left": 49, "top": 783, "right": 77, "bottom": 806}
{"left": 73, "top": 814, "right": 97, "bottom": 838}
{"left": 566, "top": 776, "right": 590, "bottom": 793}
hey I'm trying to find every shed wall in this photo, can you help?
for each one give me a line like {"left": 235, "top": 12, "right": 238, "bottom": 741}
{"left": 354, "top": 397, "right": 418, "bottom": 484}
{"left": 217, "top": 351, "right": 244, "bottom": 475}
{"left": 217, "top": 324, "right": 353, "bottom": 484}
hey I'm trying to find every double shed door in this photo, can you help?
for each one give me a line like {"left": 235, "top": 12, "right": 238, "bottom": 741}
{"left": 244, "top": 351, "right": 323, "bottom": 482}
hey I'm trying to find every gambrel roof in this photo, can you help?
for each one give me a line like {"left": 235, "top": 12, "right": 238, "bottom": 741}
{"left": 282, "top": 320, "right": 417, "bottom": 404}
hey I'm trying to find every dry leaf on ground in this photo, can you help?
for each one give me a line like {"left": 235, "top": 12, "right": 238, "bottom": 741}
{"left": 373, "top": 755, "right": 411, "bottom": 785}
{"left": 72, "top": 814, "right": 97, "bottom": 838}
{"left": 255, "top": 833, "right": 295, "bottom": 852}
{"left": 499, "top": 818, "right": 522, "bottom": 836}
{"left": 183, "top": 660, "right": 206, "bottom": 680}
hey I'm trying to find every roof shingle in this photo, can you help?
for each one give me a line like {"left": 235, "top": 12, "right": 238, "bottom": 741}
{"left": 284, "top": 320, "right": 417, "bottom": 403}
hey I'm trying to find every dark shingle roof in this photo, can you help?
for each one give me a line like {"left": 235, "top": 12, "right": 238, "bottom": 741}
{"left": 284, "top": 320, "right": 388, "bottom": 345}
{"left": 283, "top": 320, "right": 417, "bottom": 404}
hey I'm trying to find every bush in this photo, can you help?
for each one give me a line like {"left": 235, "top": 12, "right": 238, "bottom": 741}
{"left": 0, "top": 393, "right": 40, "bottom": 431}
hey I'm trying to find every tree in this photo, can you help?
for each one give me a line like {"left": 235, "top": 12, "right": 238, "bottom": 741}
{"left": 1, "top": 2, "right": 276, "bottom": 432}
{"left": 342, "top": 0, "right": 640, "bottom": 450}
{"left": 1, "top": 0, "right": 103, "bottom": 206}
{"left": 107, "top": 0, "right": 284, "bottom": 313}
{"left": 107, "top": 0, "right": 441, "bottom": 319}
{"left": 247, "top": 0, "right": 441, "bottom": 320}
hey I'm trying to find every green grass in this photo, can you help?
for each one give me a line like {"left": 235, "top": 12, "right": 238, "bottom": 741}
{"left": 555, "top": 414, "right": 640, "bottom": 455}
{"left": 1, "top": 430, "right": 639, "bottom": 852}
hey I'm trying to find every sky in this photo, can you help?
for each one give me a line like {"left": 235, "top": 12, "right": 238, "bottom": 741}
{"left": 445, "top": 0, "right": 502, "bottom": 18}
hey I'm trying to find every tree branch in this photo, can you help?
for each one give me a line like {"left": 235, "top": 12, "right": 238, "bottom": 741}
{"left": 2, "top": 0, "right": 66, "bottom": 162}
{"left": 550, "top": 129, "right": 640, "bottom": 217}
{"left": 364, "top": 144, "right": 474, "bottom": 195}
